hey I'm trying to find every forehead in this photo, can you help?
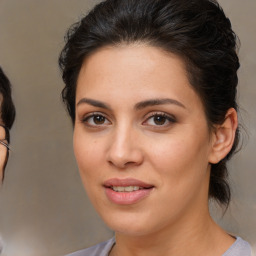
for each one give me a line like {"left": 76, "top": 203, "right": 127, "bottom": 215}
{"left": 76, "top": 45, "right": 205, "bottom": 113}
{"left": 77, "top": 45, "right": 192, "bottom": 96}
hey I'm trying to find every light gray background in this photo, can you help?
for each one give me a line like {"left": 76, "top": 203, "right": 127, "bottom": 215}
{"left": 0, "top": 1, "right": 255, "bottom": 255}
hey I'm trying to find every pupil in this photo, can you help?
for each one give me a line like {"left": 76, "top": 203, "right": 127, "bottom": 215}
{"left": 154, "top": 116, "right": 166, "bottom": 125}
{"left": 94, "top": 115, "right": 105, "bottom": 124}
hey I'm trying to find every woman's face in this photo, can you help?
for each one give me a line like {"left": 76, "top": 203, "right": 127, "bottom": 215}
{"left": 74, "top": 45, "right": 215, "bottom": 236}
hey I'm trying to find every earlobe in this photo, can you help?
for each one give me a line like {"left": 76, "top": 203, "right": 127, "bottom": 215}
{"left": 209, "top": 108, "right": 238, "bottom": 164}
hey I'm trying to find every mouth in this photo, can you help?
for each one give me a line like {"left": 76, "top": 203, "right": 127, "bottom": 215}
{"left": 103, "top": 178, "right": 154, "bottom": 205}
{"left": 111, "top": 186, "right": 145, "bottom": 192}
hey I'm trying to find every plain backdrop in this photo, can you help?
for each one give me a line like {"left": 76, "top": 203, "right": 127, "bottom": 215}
{"left": 0, "top": 1, "right": 255, "bottom": 255}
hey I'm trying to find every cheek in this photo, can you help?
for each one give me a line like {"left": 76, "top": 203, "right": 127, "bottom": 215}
{"left": 147, "top": 131, "right": 210, "bottom": 189}
{"left": 147, "top": 136, "right": 193, "bottom": 171}
{"left": 147, "top": 137, "right": 210, "bottom": 218}
{"left": 73, "top": 130, "right": 103, "bottom": 181}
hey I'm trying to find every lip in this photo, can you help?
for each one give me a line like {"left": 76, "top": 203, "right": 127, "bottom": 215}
{"left": 104, "top": 178, "right": 153, "bottom": 188}
{"left": 103, "top": 178, "right": 154, "bottom": 205}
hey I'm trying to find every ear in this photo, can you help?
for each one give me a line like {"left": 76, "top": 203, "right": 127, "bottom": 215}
{"left": 208, "top": 108, "right": 238, "bottom": 164}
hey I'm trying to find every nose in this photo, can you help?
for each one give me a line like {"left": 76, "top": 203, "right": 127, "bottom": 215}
{"left": 106, "top": 125, "right": 143, "bottom": 169}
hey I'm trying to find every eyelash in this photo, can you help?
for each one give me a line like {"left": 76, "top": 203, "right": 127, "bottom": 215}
{"left": 81, "top": 112, "right": 176, "bottom": 128}
{"left": 81, "top": 112, "right": 111, "bottom": 127}
{"left": 143, "top": 112, "right": 176, "bottom": 127}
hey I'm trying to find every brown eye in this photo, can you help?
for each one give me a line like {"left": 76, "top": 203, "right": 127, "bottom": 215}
{"left": 143, "top": 113, "right": 176, "bottom": 127}
{"left": 93, "top": 115, "right": 106, "bottom": 124}
{"left": 153, "top": 115, "right": 167, "bottom": 125}
{"left": 82, "top": 113, "right": 111, "bottom": 127}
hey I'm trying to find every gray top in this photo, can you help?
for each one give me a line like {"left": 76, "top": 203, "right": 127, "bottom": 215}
{"left": 66, "top": 237, "right": 252, "bottom": 256}
{"left": 66, "top": 238, "right": 115, "bottom": 256}
{"left": 223, "top": 237, "right": 252, "bottom": 256}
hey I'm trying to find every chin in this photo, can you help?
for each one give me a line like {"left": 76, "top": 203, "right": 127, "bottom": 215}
{"left": 98, "top": 207, "right": 164, "bottom": 237}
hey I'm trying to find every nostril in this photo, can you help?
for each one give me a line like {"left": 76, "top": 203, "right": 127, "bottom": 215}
{"left": 106, "top": 137, "right": 144, "bottom": 168}
{"left": 107, "top": 159, "right": 128, "bottom": 169}
{"left": 108, "top": 158, "right": 142, "bottom": 169}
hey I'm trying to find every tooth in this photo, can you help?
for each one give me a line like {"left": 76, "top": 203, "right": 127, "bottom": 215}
{"left": 124, "top": 186, "right": 134, "bottom": 192}
{"left": 112, "top": 186, "right": 124, "bottom": 192}
{"left": 112, "top": 186, "right": 141, "bottom": 192}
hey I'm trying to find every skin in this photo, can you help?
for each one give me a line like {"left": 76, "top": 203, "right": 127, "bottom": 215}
{"left": 0, "top": 94, "right": 8, "bottom": 180}
{"left": 0, "top": 125, "right": 8, "bottom": 180}
{"left": 74, "top": 45, "right": 237, "bottom": 256}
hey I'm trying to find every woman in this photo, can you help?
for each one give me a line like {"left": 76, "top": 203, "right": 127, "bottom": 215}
{"left": 0, "top": 67, "right": 15, "bottom": 181}
{"left": 59, "top": 0, "right": 252, "bottom": 255}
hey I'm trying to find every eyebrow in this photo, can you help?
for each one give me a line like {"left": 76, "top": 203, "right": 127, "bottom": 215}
{"left": 134, "top": 98, "right": 186, "bottom": 110}
{"left": 76, "top": 97, "right": 185, "bottom": 110}
{"left": 77, "top": 98, "right": 112, "bottom": 110}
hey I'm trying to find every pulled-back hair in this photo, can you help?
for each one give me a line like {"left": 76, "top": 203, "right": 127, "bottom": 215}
{"left": 59, "top": 0, "right": 240, "bottom": 207}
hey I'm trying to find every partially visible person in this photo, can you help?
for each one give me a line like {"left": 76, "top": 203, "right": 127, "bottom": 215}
{"left": 0, "top": 66, "right": 15, "bottom": 181}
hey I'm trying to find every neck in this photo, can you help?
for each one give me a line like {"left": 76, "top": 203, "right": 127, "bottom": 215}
{"left": 110, "top": 207, "right": 234, "bottom": 256}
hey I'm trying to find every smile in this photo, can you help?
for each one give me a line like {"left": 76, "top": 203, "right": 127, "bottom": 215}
{"left": 112, "top": 186, "right": 141, "bottom": 192}
{"left": 104, "top": 178, "right": 154, "bottom": 205}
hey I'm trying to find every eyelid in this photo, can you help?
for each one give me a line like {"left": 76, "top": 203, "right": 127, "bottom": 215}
{"left": 81, "top": 112, "right": 112, "bottom": 126}
{"left": 81, "top": 111, "right": 107, "bottom": 120}
{"left": 142, "top": 111, "right": 176, "bottom": 126}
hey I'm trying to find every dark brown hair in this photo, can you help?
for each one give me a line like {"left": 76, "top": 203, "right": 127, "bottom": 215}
{"left": 0, "top": 67, "right": 15, "bottom": 131}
